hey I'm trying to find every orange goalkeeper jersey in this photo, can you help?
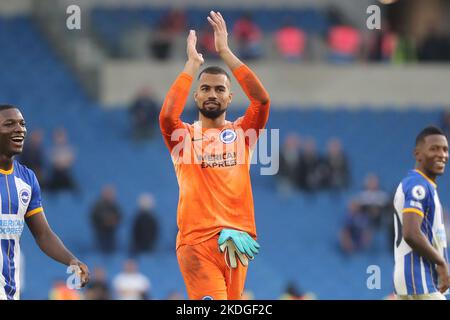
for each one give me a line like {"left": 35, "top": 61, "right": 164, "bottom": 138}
{"left": 160, "top": 65, "right": 270, "bottom": 249}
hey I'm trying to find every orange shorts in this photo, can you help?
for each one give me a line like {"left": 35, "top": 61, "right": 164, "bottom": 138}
{"left": 176, "top": 235, "right": 248, "bottom": 300}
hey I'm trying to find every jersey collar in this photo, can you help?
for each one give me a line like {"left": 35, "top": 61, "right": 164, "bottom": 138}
{"left": 414, "top": 169, "right": 437, "bottom": 189}
{"left": 0, "top": 162, "right": 14, "bottom": 175}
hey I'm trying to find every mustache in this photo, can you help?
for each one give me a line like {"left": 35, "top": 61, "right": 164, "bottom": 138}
{"left": 202, "top": 100, "right": 221, "bottom": 107}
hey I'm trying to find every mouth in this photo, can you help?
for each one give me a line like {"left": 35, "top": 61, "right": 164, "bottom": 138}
{"left": 10, "top": 136, "right": 24, "bottom": 147}
{"left": 203, "top": 101, "right": 220, "bottom": 109}
{"left": 434, "top": 159, "right": 447, "bottom": 170}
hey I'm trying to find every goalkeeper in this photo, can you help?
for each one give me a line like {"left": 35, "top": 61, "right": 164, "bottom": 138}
{"left": 159, "top": 11, "right": 270, "bottom": 300}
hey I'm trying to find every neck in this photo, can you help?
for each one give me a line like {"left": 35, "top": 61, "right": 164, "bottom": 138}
{"left": 0, "top": 155, "right": 13, "bottom": 171}
{"left": 415, "top": 165, "right": 437, "bottom": 182}
{"left": 198, "top": 113, "right": 226, "bottom": 129}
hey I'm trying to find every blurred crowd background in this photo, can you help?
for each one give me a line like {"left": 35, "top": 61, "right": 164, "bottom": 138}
{"left": 1, "top": 0, "right": 450, "bottom": 299}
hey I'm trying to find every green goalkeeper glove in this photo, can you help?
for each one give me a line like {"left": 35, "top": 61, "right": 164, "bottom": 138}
{"left": 218, "top": 229, "right": 260, "bottom": 268}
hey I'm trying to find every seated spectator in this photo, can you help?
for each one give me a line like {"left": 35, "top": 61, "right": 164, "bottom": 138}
{"left": 198, "top": 23, "right": 219, "bottom": 59}
{"left": 392, "top": 33, "right": 417, "bottom": 64}
{"left": 85, "top": 267, "right": 111, "bottom": 300}
{"left": 113, "top": 260, "right": 151, "bottom": 300}
{"left": 130, "top": 193, "right": 159, "bottom": 256}
{"left": 47, "top": 128, "right": 78, "bottom": 193}
{"left": 323, "top": 138, "right": 350, "bottom": 191}
{"left": 279, "top": 281, "right": 316, "bottom": 300}
{"left": 366, "top": 19, "right": 397, "bottom": 62}
{"left": 159, "top": 8, "right": 187, "bottom": 35}
{"left": 275, "top": 19, "right": 306, "bottom": 62}
{"left": 339, "top": 200, "right": 372, "bottom": 255}
{"left": 233, "top": 13, "right": 263, "bottom": 60}
{"left": 129, "top": 87, "right": 159, "bottom": 140}
{"left": 299, "top": 138, "right": 328, "bottom": 192}
{"left": 90, "top": 185, "right": 122, "bottom": 254}
{"left": 417, "top": 25, "right": 450, "bottom": 62}
{"left": 19, "top": 129, "right": 46, "bottom": 188}
{"left": 328, "top": 25, "right": 361, "bottom": 63}
{"left": 149, "top": 23, "right": 173, "bottom": 60}
{"left": 277, "top": 133, "right": 302, "bottom": 195}
{"left": 356, "top": 173, "right": 390, "bottom": 229}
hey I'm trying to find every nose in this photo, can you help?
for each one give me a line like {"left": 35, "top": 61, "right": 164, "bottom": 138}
{"left": 208, "top": 91, "right": 217, "bottom": 99}
{"left": 14, "top": 123, "right": 26, "bottom": 134}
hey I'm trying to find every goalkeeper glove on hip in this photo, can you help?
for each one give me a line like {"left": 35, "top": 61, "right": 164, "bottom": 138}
{"left": 218, "top": 229, "right": 260, "bottom": 268}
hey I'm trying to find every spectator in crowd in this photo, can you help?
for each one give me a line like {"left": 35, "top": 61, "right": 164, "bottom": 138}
{"left": 366, "top": 19, "right": 397, "bottom": 62}
{"left": 159, "top": 8, "right": 187, "bottom": 35}
{"left": 19, "top": 129, "right": 46, "bottom": 188}
{"left": 356, "top": 173, "right": 390, "bottom": 229}
{"left": 149, "top": 22, "right": 173, "bottom": 60}
{"left": 299, "top": 137, "right": 328, "bottom": 192}
{"left": 339, "top": 200, "right": 372, "bottom": 255}
{"left": 328, "top": 25, "right": 361, "bottom": 63}
{"left": 90, "top": 185, "right": 122, "bottom": 254}
{"left": 198, "top": 23, "right": 219, "bottom": 59}
{"left": 130, "top": 193, "right": 159, "bottom": 256}
{"left": 85, "top": 267, "right": 111, "bottom": 300}
{"left": 323, "top": 138, "right": 350, "bottom": 191}
{"left": 277, "top": 133, "right": 302, "bottom": 195}
{"left": 275, "top": 19, "right": 306, "bottom": 62}
{"left": 47, "top": 127, "right": 78, "bottom": 193}
{"left": 417, "top": 25, "right": 450, "bottom": 62}
{"left": 279, "top": 281, "right": 316, "bottom": 300}
{"left": 113, "top": 259, "right": 151, "bottom": 300}
{"left": 129, "top": 87, "right": 159, "bottom": 140}
{"left": 392, "top": 32, "right": 417, "bottom": 64}
{"left": 49, "top": 279, "right": 83, "bottom": 300}
{"left": 233, "top": 13, "right": 263, "bottom": 60}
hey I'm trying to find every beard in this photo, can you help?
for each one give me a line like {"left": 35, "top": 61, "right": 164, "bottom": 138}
{"left": 197, "top": 105, "right": 227, "bottom": 119}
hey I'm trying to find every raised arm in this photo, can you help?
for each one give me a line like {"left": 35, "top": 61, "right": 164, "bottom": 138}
{"left": 207, "top": 11, "right": 242, "bottom": 71}
{"left": 159, "top": 30, "right": 204, "bottom": 150}
{"left": 208, "top": 11, "right": 270, "bottom": 131}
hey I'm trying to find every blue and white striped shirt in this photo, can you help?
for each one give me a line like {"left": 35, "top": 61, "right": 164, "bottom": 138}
{"left": 0, "top": 160, "right": 43, "bottom": 300}
{"left": 393, "top": 169, "right": 449, "bottom": 295}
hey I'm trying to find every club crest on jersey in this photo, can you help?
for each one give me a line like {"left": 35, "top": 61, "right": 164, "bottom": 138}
{"left": 202, "top": 295, "right": 214, "bottom": 300}
{"left": 19, "top": 189, "right": 30, "bottom": 206}
{"left": 412, "top": 185, "right": 426, "bottom": 200}
{"left": 219, "top": 129, "right": 237, "bottom": 144}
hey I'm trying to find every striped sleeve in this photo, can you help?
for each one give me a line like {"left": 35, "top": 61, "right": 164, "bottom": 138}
{"left": 25, "top": 171, "right": 43, "bottom": 218}
{"left": 402, "top": 182, "right": 428, "bottom": 218}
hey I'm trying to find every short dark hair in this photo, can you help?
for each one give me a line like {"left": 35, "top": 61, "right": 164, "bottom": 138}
{"left": 0, "top": 104, "right": 19, "bottom": 112}
{"left": 198, "top": 66, "right": 231, "bottom": 82}
{"left": 415, "top": 125, "right": 446, "bottom": 146}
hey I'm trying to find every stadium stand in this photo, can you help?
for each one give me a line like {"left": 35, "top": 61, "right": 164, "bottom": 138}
{"left": 2, "top": 11, "right": 449, "bottom": 300}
